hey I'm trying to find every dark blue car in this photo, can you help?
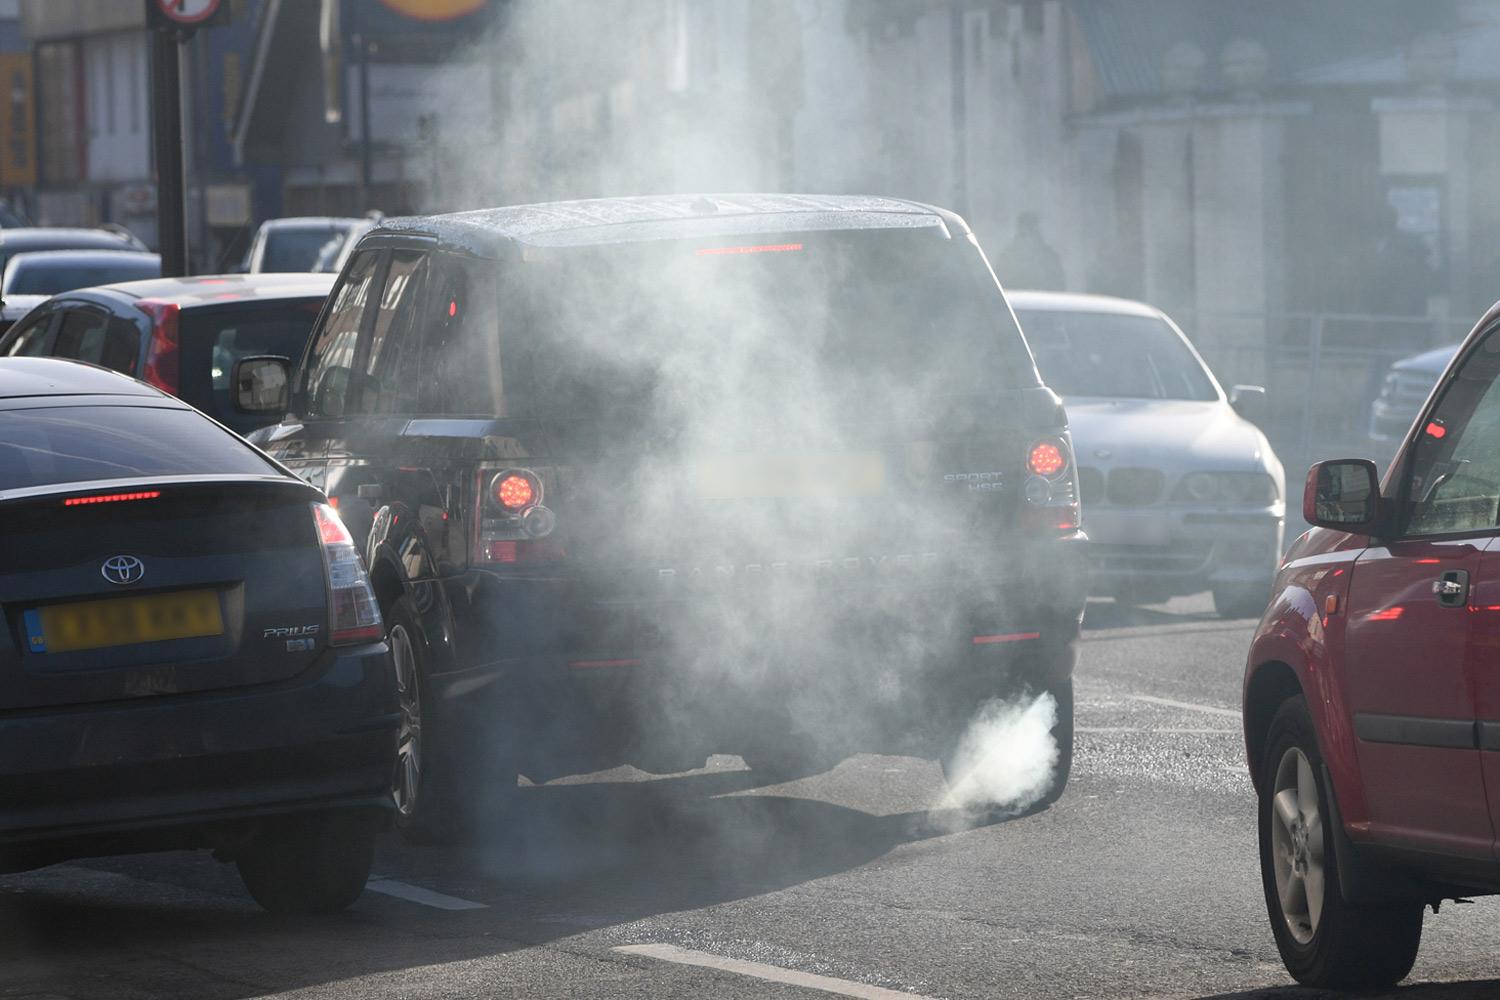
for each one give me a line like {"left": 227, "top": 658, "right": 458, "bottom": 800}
{"left": 0, "top": 358, "right": 398, "bottom": 913}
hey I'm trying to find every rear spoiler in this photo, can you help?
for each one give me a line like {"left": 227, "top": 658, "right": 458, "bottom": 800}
{"left": 0, "top": 474, "right": 322, "bottom": 508}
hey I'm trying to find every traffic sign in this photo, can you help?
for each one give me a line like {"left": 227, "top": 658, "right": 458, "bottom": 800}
{"left": 146, "top": 0, "right": 228, "bottom": 31}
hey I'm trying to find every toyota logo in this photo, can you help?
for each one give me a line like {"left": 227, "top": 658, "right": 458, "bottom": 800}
{"left": 101, "top": 555, "right": 146, "bottom": 586}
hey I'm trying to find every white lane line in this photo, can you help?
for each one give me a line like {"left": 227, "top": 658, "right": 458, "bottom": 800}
{"left": 1127, "top": 694, "right": 1239, "bottom": 719}
{"left": 613, "top": 943, "right": 936, "bottom": 1000}
{"left": 1078, "top": 726, "right": 1236, "bottom": 735}
{"left": 365, "top": 876, "right": 487, "bottom": 911}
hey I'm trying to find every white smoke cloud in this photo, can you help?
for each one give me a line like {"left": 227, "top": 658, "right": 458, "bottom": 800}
{"left": 938, "top": 693, "right": 1059, "bottom": 816}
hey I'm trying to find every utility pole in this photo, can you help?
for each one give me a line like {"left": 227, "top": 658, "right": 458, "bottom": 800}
{"left": 150, "top": 29, "right": 187, "bottom": 277}
{"left": 146, "top": 0, "right": 229, "bottom": 277}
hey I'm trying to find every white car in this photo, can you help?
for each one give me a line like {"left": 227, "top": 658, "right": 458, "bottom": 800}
{"left": 0, "top": 248, "right": 160, "bottom": 335}
{"left": 1010, "top": 291, "right": 1285, "bottom": 617}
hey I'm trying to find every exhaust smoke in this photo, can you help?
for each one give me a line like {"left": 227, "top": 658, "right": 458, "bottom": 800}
{"left": 937, "top": 692, "right": 1059, "bottom": 816}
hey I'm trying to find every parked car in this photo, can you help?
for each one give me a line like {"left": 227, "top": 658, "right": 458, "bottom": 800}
{"left": 248, "top": 194, "right": 1089, "bottom": 839}
{"left": 0, "top": 250, "right": 161, "bottom": 335}
{"left": 1368, "top": 343, "right": 1459, "bottom": 443}
{"left": 242, "top": 217, "right": 365, "bottom": 273}
{"left": 0, "top": 273, "right": 334, "bottom": 435}
{"left": 1010, "top": 291, "right": 1285, "bottom": 617}
{"left": 1245, "top": 302, "right": 1500, "bottom": 987}
{"left": 0, "top": 357, "right": 395, "bottom": 913}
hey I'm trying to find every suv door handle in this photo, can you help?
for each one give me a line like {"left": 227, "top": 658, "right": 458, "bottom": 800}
{"left": 1434, "top": 570, "right": 1470, "bottom": 608}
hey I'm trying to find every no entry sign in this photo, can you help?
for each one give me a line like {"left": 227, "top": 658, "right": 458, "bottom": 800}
{"left": 146, "top": 0, "right": 227, "bottom": 30}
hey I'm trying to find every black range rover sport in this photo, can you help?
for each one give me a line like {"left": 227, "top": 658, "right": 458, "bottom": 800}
{"left": 246, "top": 194, "right": 1087, "bottom": 838}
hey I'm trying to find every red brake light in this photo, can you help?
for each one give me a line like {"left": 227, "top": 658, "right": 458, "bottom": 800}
{"left": 63, "top": 490, "right": 161, "bottom": 507}
{"left": 1028, "top": 441, "right": 1066, "bottom": 477}
{"left": 1426, "top": 421, "right": 1447, "bottom": 439}
{"left": 494, "top": 473, "right": 536, "bottom": 510}
{"left": 139, "top": 300, "right": 181, "bottom": 394}
{"left": 311, "top": 503, "right": 384, "bottom": 645}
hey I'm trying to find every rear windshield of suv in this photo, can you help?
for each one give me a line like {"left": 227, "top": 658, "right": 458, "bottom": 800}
{"left": 178, "top": 301, "right": 325, "bottom": 433}
{"left": 450, "top": 228, "right": 1036, "bottom": 444}
{"left": 0, "top": 404, "right": 276, "bottom": 491}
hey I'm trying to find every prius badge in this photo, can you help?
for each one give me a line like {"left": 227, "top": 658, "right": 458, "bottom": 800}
{"left": 101, "top": 555, "right": 146, "bottom": 586}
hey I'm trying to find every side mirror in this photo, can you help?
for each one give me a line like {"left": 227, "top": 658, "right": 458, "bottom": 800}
{"left": 233, "top": 355, "right": 290, "bottom": 415}
{"left": 1304, "top": 459, "right": 1382, "bottom": 532}
{"left": 1230, "top": 384, "right": 1268, "bottom": 424}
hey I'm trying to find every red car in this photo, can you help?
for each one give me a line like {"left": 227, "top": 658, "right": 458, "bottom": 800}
{"left": 1244, "top": 304, "right": 1500, "bottom": 987}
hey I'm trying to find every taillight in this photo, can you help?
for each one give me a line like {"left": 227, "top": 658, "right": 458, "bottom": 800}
{"left": 312, "top": 502, "right": 384, "bottom": 644}
{"left": 138, "top": 300, "right": 181, "bottom": 394}
{"left": 1028, "top": 441, "right": 1067, "bottom": 477}
{"left": 492, "top": 470, "right": 538, "bottom": 511}
{"left": 473, "top": 465, "right": 560, "bottom": 566}
{"left": 1022, "top": 436, "right": 1081, "bottom": 533}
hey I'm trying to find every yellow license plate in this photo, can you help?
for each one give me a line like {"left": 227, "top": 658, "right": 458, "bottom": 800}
{"left": 691, "top": 452, "right": 887, "bottom": 500}
{"left": 29, "top": 590, "right": 224, "bottom": 654}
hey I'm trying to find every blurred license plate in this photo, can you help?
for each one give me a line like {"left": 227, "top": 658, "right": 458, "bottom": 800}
{"left": 692, "top": 452, "right": 886, "bottom": 500}
{"left": 25, "top": 590, "right": 223, "bottom": 654}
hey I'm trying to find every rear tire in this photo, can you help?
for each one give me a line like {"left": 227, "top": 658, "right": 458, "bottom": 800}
{"left": 236, "top": 813, "right": 375, "bottom": 915}
{"left": 1258, "top": 696, "right": 1423, "bottom": 988}
{"left": 1212, "top": 581, "right": 1270, "bottom": 619}
{"left": 939, "top": 675, "right": 1073, "bottom": 815}
{"left": 386, "top": 597, "right": 517, "bottom": 845}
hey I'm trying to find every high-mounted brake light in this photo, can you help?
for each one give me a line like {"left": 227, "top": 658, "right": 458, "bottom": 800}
{"left": 312, "top": 503, "right": 383, "bottom": 644}
{"left": 695, "top": 243, "right": 804, "bottom": 257}
{"left": 138, "top": 300, "right": 181, "bottom": 394}
{"left": 1028, "top": 441, "right": 1067, "bottom": 477}
{"left": 1425, "top": 421, "right": 1447, "bottom": 439}
{"left": 63, "top": 490, "right": 161, "bottom": 507}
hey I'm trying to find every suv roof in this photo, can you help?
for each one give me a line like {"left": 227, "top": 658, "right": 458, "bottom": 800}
{"left": 374, "top": 194, "right": 961, "bottom": 253}
{"left": 88, "top": 273, "right": 336, "bottom": 307}
{"left": 0, "top": 357, "right": 163, "bottom": 400}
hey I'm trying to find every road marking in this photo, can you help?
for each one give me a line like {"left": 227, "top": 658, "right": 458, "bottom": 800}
{"left": 365, "top": 876, "right": 487, "bottom": 911}
{"left": 613, "top": 943, "right": 936, "bottom": 1000}
{"left": 1127, "top": 694, "right": 1239, "bottom": 719}
{"left": 1078, "top": 726, "right": 1237, "bottom": 735}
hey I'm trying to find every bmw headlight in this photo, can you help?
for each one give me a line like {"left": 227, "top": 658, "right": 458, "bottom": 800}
{"left": 1174, "top": 472, "right": 1277, "bottom": 505}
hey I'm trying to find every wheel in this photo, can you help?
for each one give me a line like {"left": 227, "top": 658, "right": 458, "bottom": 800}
{"left": 236, "top": 812, "right": 375, "bottom": 915}
{"left": 1258, "top": 697, "right": 1423, "bottom": 988}
{"left": 386, "top": 597, "right": 518, "bottom": 844}
{"left": 389, "top": 614, "right": 425, "bottom": 833}
{"left": 939, "top": 675, "right": 1073, "bottom": 815}
{"left": 1212, "top": 581, "right": 1270, "bottom": 619}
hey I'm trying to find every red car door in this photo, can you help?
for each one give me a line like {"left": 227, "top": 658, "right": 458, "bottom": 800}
{"left": 1343, "top": 327, "right": 1500, "bottom": 857}
{"left": 1342, "top": 539, "right": 1489, "bottom": 855}
{"left": 1468, "top": 539, "right": 1500, "bottom": 858}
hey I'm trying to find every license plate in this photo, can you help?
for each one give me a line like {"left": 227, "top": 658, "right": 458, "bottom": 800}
{"left": 24, "top": 590, "right": 224, "bottom": 654}
{"left": 692, "top": 452, "right": 887, "bottom": 500}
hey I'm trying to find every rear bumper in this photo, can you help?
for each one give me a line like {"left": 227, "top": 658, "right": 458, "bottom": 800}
{"left": 429, "top": 539, "right": 1087, "bottom": 774}
{"left": 1082, "top": 506, "right": 1283, "bottom": 593}
{"left": 0, "top": 642, "right": 397, "bottom": 850}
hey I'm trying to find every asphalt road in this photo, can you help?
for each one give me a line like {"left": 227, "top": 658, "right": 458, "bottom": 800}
{"left": 6, "top": 595, "right": 1500, "bottom": 1000}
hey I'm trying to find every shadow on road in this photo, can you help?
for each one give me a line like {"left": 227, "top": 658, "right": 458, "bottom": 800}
{"left": 1195, "top": 980, "right": 1500, "bottom": 1000}
{"left": 0, "top": 765, "right": 1030, "bottom": 998}
{"left": 1082, "top": 597, "right": 1225, "bottom": 630}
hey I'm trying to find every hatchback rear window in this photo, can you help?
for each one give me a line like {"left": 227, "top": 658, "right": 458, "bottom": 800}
{"left": 0, "top": 404, "right": 275, "bottom": 491}
{"left": 5, "top": 258, "right": 161, "bottom": 295}
{"left": 177, "top": 302, "right": 325, "bottom": 432}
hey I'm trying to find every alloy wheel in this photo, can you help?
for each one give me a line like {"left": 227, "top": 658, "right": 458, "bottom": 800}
{"left": 1270, "top": 746, "right": 1325, "bottom": 945}
{"left": 390, "top": 623, "right": 423, "bottom": 819}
